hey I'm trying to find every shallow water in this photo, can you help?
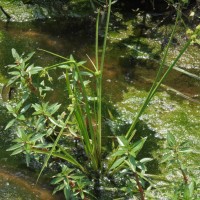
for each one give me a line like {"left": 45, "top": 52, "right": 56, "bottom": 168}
{"left": 0, "top": 168, "right": 57, "bottom": 200}
{"left": 0, "top": 14, "right": 200, "bottom": 199}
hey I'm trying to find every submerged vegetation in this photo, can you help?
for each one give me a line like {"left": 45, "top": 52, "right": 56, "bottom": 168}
{"left": 0, "top": 0, "right": 200, "bottom": 199}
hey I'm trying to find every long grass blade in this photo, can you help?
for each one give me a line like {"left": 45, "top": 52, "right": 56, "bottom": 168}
{"left": 125, "top": 9, "right": 181, "bottom": 141}
{"left": 173, "top": 66, "right": 200, "bottom": 80}
{"left": 65, "top": 66, "right": 93, "bottom": 157}
{"left": 38, "top": 48, "right": 69, "bottom": 60}
{"left": 96, "top": 0, "right": 112, "bottom": 167}
{"left": 95, "top": 9, "right": 100, "bottom": 70}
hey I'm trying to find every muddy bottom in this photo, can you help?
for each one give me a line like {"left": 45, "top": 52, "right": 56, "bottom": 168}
{"left": 0, "top": 168, "right": 63, "bottom": 200}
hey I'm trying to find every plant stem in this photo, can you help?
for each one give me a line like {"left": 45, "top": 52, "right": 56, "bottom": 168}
{"left": 95, "top": 9, "right": 100, "bottom": 70}
{"left": 134, "top": 172, "right": 145, "bottom": 200}
{"left": 0, "top": 6, "right": 11, "bottom": 22}
{"left": 96, "top": 0, "right": 111, "bottom": 167}
{"left": 180, "top": 168, "right": 188, "bottom": 184}
{"left": 175, "top": 152, "right": 188, "bottom": 184}
{"left": 125, "top": 8, "right": 190, "bottom": 141}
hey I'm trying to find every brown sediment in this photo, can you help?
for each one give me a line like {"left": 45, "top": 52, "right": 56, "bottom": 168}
{"left": 0, "top": 168, "right": 55, "bottom": 200}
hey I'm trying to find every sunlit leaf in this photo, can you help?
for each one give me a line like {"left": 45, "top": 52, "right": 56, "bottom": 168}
{"left": 111, "top": 149, "right": 127, "bottom": 157}
{"left": 51, "top": 176, "right": 64, "bottom": 185}
{"left": 80, "top": 71, "right": 93, "bottom": 77}
{"left": 167, "top": 132, "right": 176, "bottom": 147}
{"left": 7, "top": 143, "right": 24, "bottom": 151}
{"left": 49, "top": 117, "right": 63, "bottom": 128}
{"left": 6, "top": 104, "right": 14, "bottom": 112}
{"left": 8, "top": 71, "right": 20, "bottom": 75}
{"left": 17, "top": 114, "right": 26, "bottom": 121}
{"left": 49, "top": 103, "right": 61, "bottom": 115}
{"left": 74, "top": 71, "right": 78, "bottom": 81}
{"left": 30, "top": 134, "right": 45, "bottom": 142}
{"left": 69, "top": 54, "right": 75, "bottom": 62}
{"left": 184, "top": 185, "right": 190, "bottom": 199}
{"left": 83, "top": 80, "right": 91, "bottom": 86}
{"left": 5, "top": 119, "right": 16, "bottom": 130}
{"left": 160, "top": 153, "right": 173, "bottom": 163}
{"left": 33, "top": 143, "right": 53, "bottom": 148}
{"left": 12, "top": 48, "right": 20, "bottom": 61}
{"left": 128, "top": 155, "right": 136, "bottom": 169}
{"left": 6, "top": 76, "right": 20, "bottom": 86}
{"left": 77, "top": 61, "right": 86, "bottom": 66}
{"left": 188, "top": 181, "right": 195, "bottom": 197}
{"left": 58, "top": 65, "right": 70, "bottom": 69}
{"left": 24, "top": 51, "right": 35, "bottom": 62}
{"left": 46, "top": 127, "right": 55, "bottom": 136}
{"left": 20, "top": 104, "right": 31, "bottom": 114}
{"left": 140, "top": 158, "right": 153, "bottom": 163}
{"left": 29, "top": 66, "right": 43, "bottom": 74}
{"left": 137, "top": 162, "right": 146, "bottom": 171}
{"left": 58, "top": 74, "right": 66, "bottom": 80}
{"left": 179, "top": 147, "right": 193, "bottom": 153}
{"left": 131, "top": 137, "right": 147, "bottom": 155}
{"left": 52, "top": 183, "right": 65, "bottom": 194}
{"left": 117, "top": 136, "right": 129, "bottom": 147}
{"left": 110, "top": 156, "right": 126, "bottom": 170}
{"left": 11, "top": 147, "right": 23, "bottom": 155}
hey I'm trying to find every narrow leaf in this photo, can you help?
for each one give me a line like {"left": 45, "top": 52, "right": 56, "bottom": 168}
{"left": 51, "top": 177, "right": 64, "bottom": 185}
{"left": 140, "top": 158, "right": 153, "bottom": 163}
{"left": 30, "top": 134, "right": 45, "bottom": 142}
{"left": 11, "top": 147, "right": 23, "bottom": 155}
{"left": 117, "top": 136, "right": 129, "bottom": 147}
{"left": 5, "top": 119, "right": 16, "bottom": 130}
{"left": 7, "top": 143, "right": 24, "bottom": 151}
{"left": 12, "top": 48, "right": 20, "bottom": 60}
{"left": 160, "top": 153, "right": 173, "bottom": 163}
{"left": 110, "top": 156, "right": 126, "bottom": 170}
{"left": 167, "top": 132, "right": 176, "bottom": 147}
{"left": 131, "top": 137, "right": 147, "bottom": 155}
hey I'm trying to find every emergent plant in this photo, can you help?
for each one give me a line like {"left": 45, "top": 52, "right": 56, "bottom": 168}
{"left": 4, "top": 0, "right": 200, "bottom": 199}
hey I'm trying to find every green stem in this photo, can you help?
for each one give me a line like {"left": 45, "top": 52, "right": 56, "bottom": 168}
{"left": 95, "top": 9, "right": 100, "bottom": 70}
{"left": 96, "top": 0, "right": 111, "bottom": 168}
{"left": 125, "top": 8, "right": 190, "bottom": 141}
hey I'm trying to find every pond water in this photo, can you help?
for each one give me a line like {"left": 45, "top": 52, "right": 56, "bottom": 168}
{"left": 0, "top": 168, "right": 57, "bottom": 200}
{"left": 0, "top": 14, "right": 200, "bottom": 199}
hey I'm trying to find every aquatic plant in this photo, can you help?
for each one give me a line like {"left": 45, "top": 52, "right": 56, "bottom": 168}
{"left": 157, "top": 132, "right": 200, "bottom": 199}
{"left": 4, "top": 0, "right": 200, "bottom": 199}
